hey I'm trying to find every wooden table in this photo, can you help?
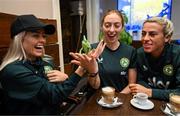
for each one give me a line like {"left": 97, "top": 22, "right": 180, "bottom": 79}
{"left": 71, "top": 90, "right": 165, "bottom": 115}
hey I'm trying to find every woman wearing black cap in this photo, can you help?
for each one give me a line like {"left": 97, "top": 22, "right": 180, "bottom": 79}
{"left": 0, "top": 14, "right": 100, "bottom": 114}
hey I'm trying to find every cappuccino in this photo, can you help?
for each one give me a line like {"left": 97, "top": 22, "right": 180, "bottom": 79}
{"left": 170, "top": 94, "right": 180, "bottom": 113}
{"left": 102, "top": 86, "right": 115, "bottom": 104}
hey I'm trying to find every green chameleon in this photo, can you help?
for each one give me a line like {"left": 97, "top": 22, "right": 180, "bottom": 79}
{"left": 79, "top": 35, "right": 92, "bottom": 54}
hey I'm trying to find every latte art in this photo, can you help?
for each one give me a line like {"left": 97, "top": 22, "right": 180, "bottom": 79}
{"left": 102, "top": 87, "right": 114, "bottom": 92}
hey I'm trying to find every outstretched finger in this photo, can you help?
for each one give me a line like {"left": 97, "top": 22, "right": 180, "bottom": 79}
{"left": 93, "top": 40, "right": 106, "bottom": 58}
{"left": 69, "top": 52, "right": 79, "bottom": 60}
{"left": 70, "top": 60, "right": 81, "bottom": 66}
{"left": 74, "top": 53, "right": 85, "bottom": 60}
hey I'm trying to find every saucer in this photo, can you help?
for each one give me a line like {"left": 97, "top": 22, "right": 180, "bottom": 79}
{"left": 130, "top": 98, "right": 154, "bottom": 110}
{"left": 97, "top": 97, "right": 123, "bottom": 108}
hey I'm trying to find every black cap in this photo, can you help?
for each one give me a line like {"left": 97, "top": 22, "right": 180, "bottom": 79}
{"left": 10, "top": 14, "right": 56, "bottom": 38}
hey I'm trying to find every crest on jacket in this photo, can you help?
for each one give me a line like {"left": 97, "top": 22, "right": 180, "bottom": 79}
{"left": 44, "top": 66, "right": 53, "bottom": 74}
{"left": 163, "top": 64, "right": 173, "bottom": 76}
{"left": 120, "top": 57, "right": 129, "bottom": 68}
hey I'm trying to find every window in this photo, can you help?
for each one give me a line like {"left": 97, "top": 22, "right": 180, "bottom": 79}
{"left": 118, "top": 0, "right": 172, "bottom": 40}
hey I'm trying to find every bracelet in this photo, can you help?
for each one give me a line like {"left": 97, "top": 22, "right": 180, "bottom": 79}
{"left": 87, "top": 71, "right": 99, "bottom": 77}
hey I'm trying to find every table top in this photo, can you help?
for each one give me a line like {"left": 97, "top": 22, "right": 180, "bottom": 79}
{"left": 71, "top": 90, "right": 165, "bottom": 115}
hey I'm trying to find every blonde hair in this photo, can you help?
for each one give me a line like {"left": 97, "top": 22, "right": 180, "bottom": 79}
{"left": 0, "top": 32, "right": 27, "bottom": 71}
{"left": 143, "top": 17, "right": 174, "bottom": 39}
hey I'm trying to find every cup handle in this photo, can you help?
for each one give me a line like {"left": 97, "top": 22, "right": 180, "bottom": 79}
{"left": 133, "top": 95, "right": 138, "bottom": 103}
{"left": 133, "top": 95, "right": 137, "bottom": 99}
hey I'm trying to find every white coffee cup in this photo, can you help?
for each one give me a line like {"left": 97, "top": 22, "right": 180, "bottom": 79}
{"left": 133, "top": 92, "right": 148, "bottom": 105}
{"left": 102, "top": 86, "right": 115, "bottom": 104}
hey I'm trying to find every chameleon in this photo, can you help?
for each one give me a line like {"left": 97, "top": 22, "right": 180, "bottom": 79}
{"left": 79, "top": 35, "right": 92, "bottom": 54}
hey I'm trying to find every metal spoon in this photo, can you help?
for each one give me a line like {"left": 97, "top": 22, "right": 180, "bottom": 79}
{"left": 161, "top": 103, "right": 174, "bottom": 116}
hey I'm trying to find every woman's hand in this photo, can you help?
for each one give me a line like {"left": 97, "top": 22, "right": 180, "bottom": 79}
{"left": 120, "top": 85, "right": 131, "bottom": 94}
{"left": 47, "top": 70, "right": 68, "bottom": 82}
{"left": 92, "top": 40, "right": 106, "bottom": 59}
{"left": 69, "top": 52, "right": 98, "bottom": 74}
{"left": 69, "top": 40, "right": 106, "bottom": 77}
{"left": 129, "top": 84, "right": 152, "bottom": 97}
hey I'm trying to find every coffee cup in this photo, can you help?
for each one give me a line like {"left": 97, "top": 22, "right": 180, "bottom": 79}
{"left": 133, "top": 92, "right": 148, "bottom": 105}
{"left": 101, "top": 86, "right": 115, "bottom": 104}
{"left": 169, "top": 92, "right": 180, "bottom": 114}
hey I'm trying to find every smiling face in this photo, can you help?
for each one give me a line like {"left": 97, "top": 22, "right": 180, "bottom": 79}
{"left": 141, "top": 22, "right": 170, "bottom": 57}
{"left": 22, "top": 30, "right": 47, "bottom": 61}
{"left": 102, "top": 12, "right": 123, "bottom": 45}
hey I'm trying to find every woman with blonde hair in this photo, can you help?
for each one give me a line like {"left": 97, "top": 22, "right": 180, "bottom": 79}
{"left": 0, "top": 14, "right": 98, "bottom": 114}
{"left": 129, "top": 17, "right": 180, "bottom": 100}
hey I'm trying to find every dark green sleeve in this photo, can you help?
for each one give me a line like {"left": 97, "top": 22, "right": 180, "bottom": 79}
{"left": 136, "top": 48, "right": 151, "bottom": 88}
{"left": 0, "top": 64, "right": 81, "bottom": 105}
{"left": 152, "top": 74, "right": 180, "bottom": 101}
{"left": 129, "top": 48, "right": 137, "bottom": 69}
{"left": 137, "top": 70, "right": 151, "bottom": 88}
{"left": 38, "top": 73, "right": 82, "bottom": 104}
{"left": 152, "top": 88, "right": 180, "bottom": 101}
{"left": 137, "top": 68, "right": 180, "bottom": 101}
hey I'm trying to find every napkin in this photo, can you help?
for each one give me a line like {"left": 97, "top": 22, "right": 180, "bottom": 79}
{"left": 98, "top": 97, "right": 122, "bottom": 107}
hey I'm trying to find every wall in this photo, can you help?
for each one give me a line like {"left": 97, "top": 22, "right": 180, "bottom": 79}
{"left": 99, "top": 0, "right": 180, "bottom": 40}
{"left": 100, "top": 0, "right": 117, "bottom": 19}
{"left": 171, "top": 0, "right": 180, "bottom": 40}
{"left": 86, "top": 0, "right": 100, "bottom": 43}
{"left": 86, "top": 0, "right": 117, "bottom": 43}
{"left": 0, "top": 0, "right": 53, "bottom": 19}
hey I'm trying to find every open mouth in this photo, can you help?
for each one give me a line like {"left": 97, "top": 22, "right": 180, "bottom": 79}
{"left": 35, "top": 45, "right": 44, "bottom": 49}
{"left": 108, "top": 34, "right": 116, "bottom": 37}
{"left": 143, "top": 44, "right": 152, "bottom": 50}
{"left": 107, "top": 34, "right": 116, "bottom": 40}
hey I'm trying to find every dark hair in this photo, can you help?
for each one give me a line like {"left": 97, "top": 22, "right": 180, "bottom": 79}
{"left": 101, "top": 9, "right": 125, "bottom": 28}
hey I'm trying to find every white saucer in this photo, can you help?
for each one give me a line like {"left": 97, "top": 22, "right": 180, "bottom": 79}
{"left": 97, "top": 97, "right": 123, "bottom": 108}
{"left": 130, "top": 98, "right": 154, "bottom": 110}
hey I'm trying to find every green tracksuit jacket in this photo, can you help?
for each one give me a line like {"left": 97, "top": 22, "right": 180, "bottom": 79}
{"left": 0, "top": 59, "right": 81, "bottom": 114}
{"left": 137, "top": 43, "right": 180, "bottom": 101}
